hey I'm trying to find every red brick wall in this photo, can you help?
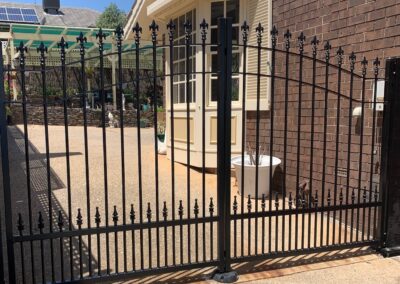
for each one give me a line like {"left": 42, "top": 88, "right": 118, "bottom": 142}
{"left": 245, "top": 0, "right": 394, "bottom": 202}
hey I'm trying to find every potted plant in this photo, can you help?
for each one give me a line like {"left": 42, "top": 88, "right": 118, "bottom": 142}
{"left": 231, "top": 144, "right": 281, "bottom": 199}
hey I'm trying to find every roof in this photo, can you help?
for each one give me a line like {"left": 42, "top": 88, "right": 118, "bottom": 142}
{"left": 0, "top": 2, "right": 100, "bottom": 28}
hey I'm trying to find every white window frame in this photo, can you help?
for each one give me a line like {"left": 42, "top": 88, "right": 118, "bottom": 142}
{"left": 172, "top": 9, "right": 197, "bottom": 106}
{"left": 209, "top": 0, "right": 241, "bottom": 107}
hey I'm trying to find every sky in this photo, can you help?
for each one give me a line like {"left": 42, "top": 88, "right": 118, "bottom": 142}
{"left": 5, "top": 0, "right": 134, "bottom": 13}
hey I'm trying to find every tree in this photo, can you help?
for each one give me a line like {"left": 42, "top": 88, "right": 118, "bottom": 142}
{"left": 96, "top": 3, "right": 126, "bottom": 29}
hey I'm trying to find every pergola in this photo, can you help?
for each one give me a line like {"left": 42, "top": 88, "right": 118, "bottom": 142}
{"left": 2, "top": 23, "right": 163, "bottom": 107}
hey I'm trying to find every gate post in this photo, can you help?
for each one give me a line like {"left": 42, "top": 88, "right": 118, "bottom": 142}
{"left": 213, "top": 18, "right": 238, "bottom": 283}
{"left": 380, "top": 57, "right": 400, "bottom": 257}
{"left": 0, "top": 43, "right": 16, "bottom": 282}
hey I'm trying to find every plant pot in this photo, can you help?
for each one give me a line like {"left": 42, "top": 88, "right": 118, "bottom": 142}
{"left": 231, "top": 155, "right": 281, "bottom": 199}
{"left": 157, "top": 133, "right": 165, "bottom": 142}
{"left": 140, "top": 119, "right": 148, "bottom": 128}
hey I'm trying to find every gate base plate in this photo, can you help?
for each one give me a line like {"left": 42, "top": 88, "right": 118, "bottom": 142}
{"left": 381, "top": 246, "right": 400, "bottom": 257}
{"left": 212, "top": 271, "right": 238, "bottom": 283}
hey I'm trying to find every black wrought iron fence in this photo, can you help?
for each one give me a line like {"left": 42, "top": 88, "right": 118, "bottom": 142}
{"left": 0, "top": 17, "right": 392, "bottom": 283}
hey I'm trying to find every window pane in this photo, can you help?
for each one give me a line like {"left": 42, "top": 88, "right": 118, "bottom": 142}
{"left": 173, "top": 84, "right": 179, "bottom": 103}
{"left": 173, "top": 18, "right": 178, "bottom": 37}
{"left": 211, "top": 1, "right": 224, "bottom": 26}
{"left": 191, "top": 81, "right": 196, "bottom": 102}
{"left": 186, "top": 11, "right": 192, "bottom": 26}
{"left": 211, "top": 54, "right": 218, "bottom": 74}
{"left": 227, "top": 0, "right": 239, "bottom": 23}
{"left": 232, "top": 53, "right": 239, "bottom": 73}
{"left": 211, "top": 28, "right": 218, "bottom": 51}
{"left": 232, "top": 27, "right": 239, "bottom": 45}
{"left": 173, "top": 63, "right": 179, "bottom": 81}
{"left": 179, "top": 84, "right": 185, "bottom": 103}
{"left": 232, "top": 78, "right": 239, "bottom": 101}
{"left": 179, "top": 61, "right": 185, "bottom": 80}
{"left": 179, "top": 15, "right": 185, "bottom": 37}
{"left": 211, "top": 79, "right": 218, "bottom": 101}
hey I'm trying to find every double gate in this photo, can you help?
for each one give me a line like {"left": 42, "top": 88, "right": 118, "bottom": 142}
{"left": 0, "top": 18, "right": 394, "bottom": 283}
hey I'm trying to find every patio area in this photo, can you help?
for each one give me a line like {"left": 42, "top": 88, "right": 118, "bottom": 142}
{"left": 6, "top": 124, "right": 368, "bottom": 282}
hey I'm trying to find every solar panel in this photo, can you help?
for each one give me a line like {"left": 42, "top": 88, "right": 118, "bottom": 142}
{"left": 6, "top": 8, "right": 21, "bottom": 14}
{"left": 0, "top": 7, "right": 39, "bottom": 23}
{"left": 21, "top": 9, "right": 36, "bottom": 15}
{"left": 23, "top": 15, "right": 39, "bottom": 22}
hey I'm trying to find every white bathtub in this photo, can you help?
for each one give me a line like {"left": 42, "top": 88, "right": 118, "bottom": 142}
{"left": 231, "top": 155, "right": 281, "bottom": 199}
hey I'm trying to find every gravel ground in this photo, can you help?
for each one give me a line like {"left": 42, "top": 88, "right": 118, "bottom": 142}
{"left": 4, "top": 125, "right": 368, "bottom": 283}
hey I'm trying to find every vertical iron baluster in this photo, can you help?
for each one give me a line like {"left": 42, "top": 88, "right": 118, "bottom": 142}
{"left": 58, "top": 37, "right": 74, "bottom": 279}
{"left": 367, "top": 186, "right": 373, "bottom": 240}
{"left": 240, "top": 21, "right": 249, "bottom": 258}
{"left": 149, "top": 20, "right": 161, "bottom": 268}
{"left": 147, "top": 203, "right": 152, "bottom": 268}
{"left": 261, "top": 194, "right": 265, "bottom": 254}
{"left": 209, "top": 198, "right": 214, "bottom": 260}
{"left": 178, "top": 201, "right": 184, "bottom": 264}
{"left": 356, "top": 187, "right": 361, "bottom": 241}
{"left": 17, "top": 214, "right": 25, "bottom": 284}
{"left": 313, "top": 192, "right": 318, "bottom": 247}
{"left": 320, "top": 41, "right": 331, "bottom": 247}
{"left": 77, "top": 209, "right": 83, "bottom": 279}
{"left": 130, "top": 205, "right": 136, "bottom": 270}
{"left": 344, "top": 185, "right": 349, "bottom": 243}
{"left": 113, "top": 206, "right": 119, "bottom": 273}
{"left": 301, "top": 190, "right": 305, "bottom": 249}
{"left": 233, "top": 196, "right": 238, "bottom": 258}
{"left": 370, "top": 58, "right": 380, "bottom": 240}
{"left": 332, "top": 47, "right": 344, "bottom": 245}
{"left": 288, "top": 193, "right": 293, "bottom": 250}
{"left": 96, "top": 29, "right": 110, "bottom": 274}
{"left": 362, "top": 187, "right": 367, "bottom": 240}
{"left": 58, "top": 211, "right": 65, "bottom": 282}
{"left": 38, "top": 212, "right": 45, "bottom": 284}
{"left": 163, "top": 202, "right": 168, "bottom": 267}
{"left": 295, "top": 32, "right": 305, "bottom": 251}
{"left": 247, "top": 195, "right": 252, "bottom": 255}
{"left": 268, "top": 25, "right": 277, "bottom": 255}
{"left": 359, "top": 58, "right": 368, "bottom": 241}
{"left": 194, "top": 199, "right": 199, "bottom": 263}
{"left": 275, "top": 192, "right": 279, "bottom": 252}
{"left": 167, "top": 19, "right": 177, "bottom": 266}
{"left": 184, "top": 20, "right": 192, "bottom": 263}
{"left": 37, "top": 42, "right": 55, "bottom": 282}
{"left": 345, "top": 52, "right": 356, "bottom": 243}
{"left": 338, "top": 187, "right": 343, "bottom": 243}
{"left": 76, "top": 32, "right": 91, "bottom": 277}
{"left": 132, "top": 23, "right": 145, "bottom": 271}
{"left": 373, "top": 186, "right": 378, "bottom": 239}
{"left": 95, "top": 207, "right": 101, "bottom": 275}
{"left": 200, "top": 18, "right": 208, "bottom": 263}
{"left": 309, "top": 36, "right": 319, "bottom": 249}
{"left": 254, "top": 23, "right": 263, "bottom": 255}
{"left": 326, "top": 189, "right": 331, "bottom": 245}
{"left": 115, "top": 25, "right": 127, "bottom": 273}
{"left": 350, "top": 188, "right": 356, "bottom": 242}
{"left": 16, "top": 42, "right": 35, "bottom": 282}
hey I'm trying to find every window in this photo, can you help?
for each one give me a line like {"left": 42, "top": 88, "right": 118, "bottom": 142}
{"left": 172, "top": 9, "right": 196, "bottom": 104}
{"left": 210, "top": 0, "right": 240, "bottom": 102}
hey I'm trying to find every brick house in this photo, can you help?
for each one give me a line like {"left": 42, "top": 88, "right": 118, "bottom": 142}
{"left": 125, "top": 0, "right": 394, "bottom": 198}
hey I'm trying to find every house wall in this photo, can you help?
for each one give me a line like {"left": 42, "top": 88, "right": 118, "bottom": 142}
{"left": 246, "top": 0, "right": 397, "bottom": 201}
